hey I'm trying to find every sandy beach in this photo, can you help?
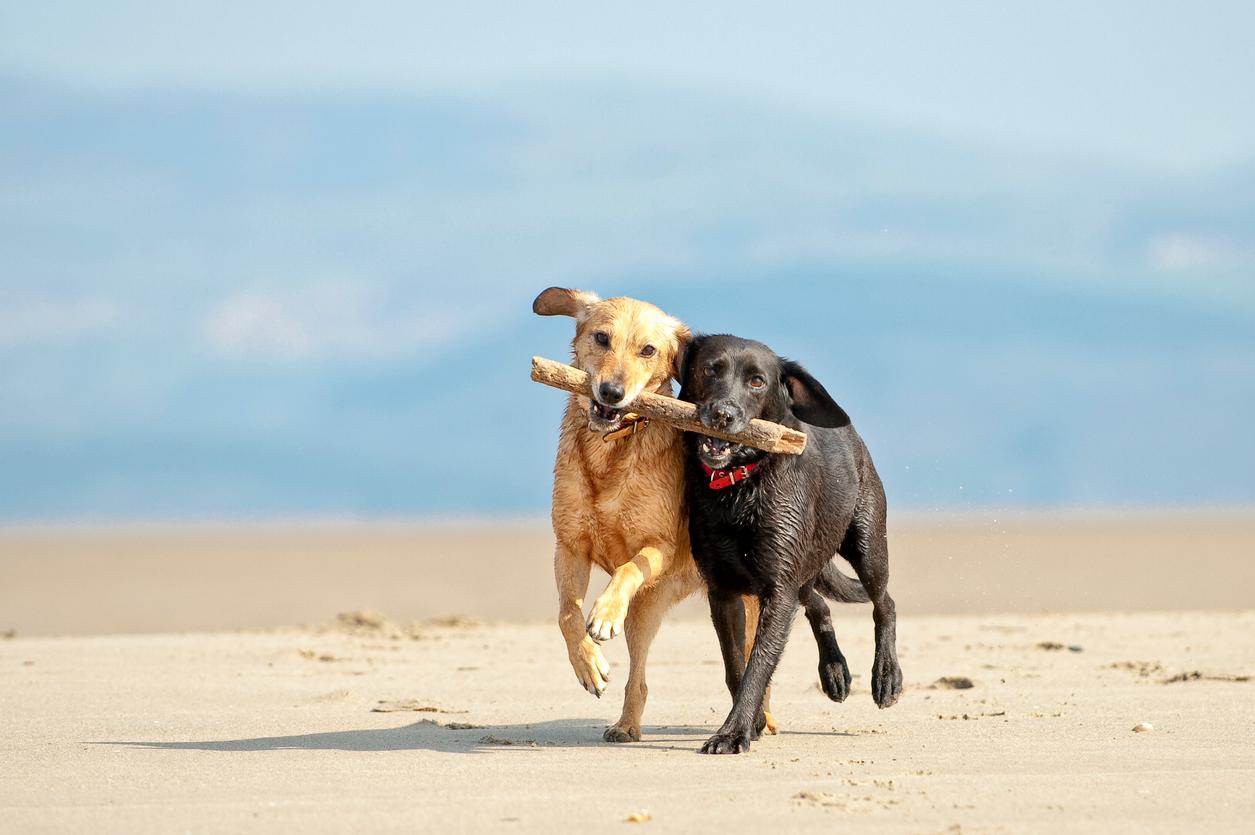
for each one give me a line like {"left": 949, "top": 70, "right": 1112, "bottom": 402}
{"left": 3, "top": 513, "right": 1253, "bottom": 635}
{"left": 8, "top": 2, "right": 1254, "bottom": 831}
{"left": 2, "top": 517, "right": 1254, "bottom": 833}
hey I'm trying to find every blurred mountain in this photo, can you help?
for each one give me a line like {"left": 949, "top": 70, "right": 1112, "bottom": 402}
{"left": 1, "top": 78, "right": 1252, "bottom": 518}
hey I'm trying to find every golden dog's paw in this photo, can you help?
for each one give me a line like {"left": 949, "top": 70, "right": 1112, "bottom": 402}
{"left": 570, "top": 637, "right": 611, "bottom": 697}
{"left": 586, "top": 592, "right": 628, "bottom": 643}
{"left": 763, "top": 710, "right": 779, "bottom": 735}
{"left": 603, "top": 724, "right": 641, "bottom": 743}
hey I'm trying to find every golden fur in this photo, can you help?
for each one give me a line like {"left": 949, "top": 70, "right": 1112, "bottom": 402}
{"left": 534, "top": 287, "right": 775, "bottom": 742}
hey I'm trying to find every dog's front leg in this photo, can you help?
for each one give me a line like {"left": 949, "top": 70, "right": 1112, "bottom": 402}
{"left": 742, "top": 595, "right": 779, "bottom": 734}
{"left": 556, "top": 542, "right": 610, "bottom": 697}
{"left": 587, "top": 545, "right": 666, "bottom": 642}
{"left": 701, "top": 590, "right": 798, "bottom": 755}
{"left": 707, "top": 588, "right": 747, "bottom": 698}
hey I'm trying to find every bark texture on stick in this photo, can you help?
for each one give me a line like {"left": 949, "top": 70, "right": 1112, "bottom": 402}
{"left": 531, "top": 355, "right": 807, "bottom": 455}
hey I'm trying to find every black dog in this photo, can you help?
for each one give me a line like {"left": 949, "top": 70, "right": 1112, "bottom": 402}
{"left": 679, "top": 334, "right": 902, "bottom": 754}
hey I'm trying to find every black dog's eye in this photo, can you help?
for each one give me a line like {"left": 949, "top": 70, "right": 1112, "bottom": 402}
{"left": 749, "top": 374, "right": 766, "bottom": 389}
{"left": 702, "top": 366, "right": 716, "bottom": 378}
{"left": 594, "top": 332, "right": 610, "bottom": 347}
{"left": 640, "top": 344, "right": 656, "bottom": 358}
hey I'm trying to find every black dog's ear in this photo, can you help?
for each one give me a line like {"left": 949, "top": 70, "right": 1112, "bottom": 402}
{"left": 676, "top": 334, "right": 706, "bottom": 402}
{"left": 532, "top": 287, "right": 600, "bottom": 319}
{"left": 781, "top": 360, "right": 850, "bottom": 428}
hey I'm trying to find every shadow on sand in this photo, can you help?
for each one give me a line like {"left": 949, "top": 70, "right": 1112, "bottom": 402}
{"left": 94, "top": 719, "right": 719, "bottom": 754}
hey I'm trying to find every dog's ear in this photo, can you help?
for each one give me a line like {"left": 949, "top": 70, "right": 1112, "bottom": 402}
{"left": 676, "top": 334, "right": 706, "bottom": 402}
{"left": 532, "top": 287, "right": 600, "bottom": 320}
{"left": 781, "top": 359, "right": 850, "bottom": 428}
{"left": 670, "top": 322, "right": 693, "bottom": 382}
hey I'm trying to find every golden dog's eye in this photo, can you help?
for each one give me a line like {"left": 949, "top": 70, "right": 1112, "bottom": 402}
{"left": 640, "top": 345, "right": 656, "bottom": 358}
{"left": 594, "top": 332, "right": 610, "bottom": 347}
{"left": 749, "top": 374, "right": 766, "bottom": 389}
{"left": 702, "top": 366, "right": 715, "bottom": 378}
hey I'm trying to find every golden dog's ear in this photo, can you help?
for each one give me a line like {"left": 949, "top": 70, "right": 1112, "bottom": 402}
{"left": 670, "top": 322, "right": 693, "bottom": 381}
{"left": 532, "top": 287, "right": 600, "bottom": 319}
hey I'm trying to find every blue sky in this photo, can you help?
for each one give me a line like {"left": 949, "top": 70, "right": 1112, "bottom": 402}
{"left": 1, "top": 3, "right": 1253, "bottom": 519}
{"left": 4, "top": 1, "right": 1254, "bottom": 168}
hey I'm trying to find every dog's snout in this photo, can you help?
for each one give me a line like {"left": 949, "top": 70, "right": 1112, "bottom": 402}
{"left": 701, "top": 401, "right": 741, "bottom": 431}
{"left": 598, "top": 381, "right": 625, "bottom": 406}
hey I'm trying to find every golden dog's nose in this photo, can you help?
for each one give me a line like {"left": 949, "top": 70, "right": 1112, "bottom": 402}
{"left": 597, "top": 381, "right": 625, "bottom": 405}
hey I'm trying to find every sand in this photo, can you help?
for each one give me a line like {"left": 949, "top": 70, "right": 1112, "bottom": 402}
{"left": 3, "top": 513, "right": 1254, "bottom": 635}
{"left": 2, "top": 517, "right": 1254, "bottom": 833}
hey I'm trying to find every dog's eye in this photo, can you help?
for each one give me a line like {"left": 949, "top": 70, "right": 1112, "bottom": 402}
{"left": 749, "top": 375, "right": 766, "bottom": 389}
{"left": 702, "top": 366, "right": 715, "bottom": 378}
{"left": 594, "top": 332, "right": 610, "bottom": 348}
{"left": 640, "top": 345, "right": 656, "bottom": 358}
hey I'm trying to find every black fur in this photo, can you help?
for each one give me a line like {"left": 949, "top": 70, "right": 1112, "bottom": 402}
{"left": 679, "top": 334, "right": 902, "bottom": 755}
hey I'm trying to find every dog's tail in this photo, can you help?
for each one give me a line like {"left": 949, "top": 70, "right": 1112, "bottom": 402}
{"left": 816, "top": 562, "right": 870, "bottom": 604}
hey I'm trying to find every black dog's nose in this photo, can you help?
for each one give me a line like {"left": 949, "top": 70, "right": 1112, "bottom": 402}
{"left": 598, "top": 382, "right": 625, "bottom": 405}
{"left": 712, "top": 403, "right": 737, "bottom": 429}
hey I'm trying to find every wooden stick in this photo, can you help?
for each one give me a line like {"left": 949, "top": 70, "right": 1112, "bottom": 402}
{"left": 531, "top": 356, "right": 808, "bottom": 455}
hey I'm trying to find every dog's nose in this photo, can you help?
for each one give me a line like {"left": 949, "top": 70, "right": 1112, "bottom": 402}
{"left": 598, "top": 381, "right": 625, "bottom": 405}
{"left": 712, "top": 403, "right": 738, "bottom": 430}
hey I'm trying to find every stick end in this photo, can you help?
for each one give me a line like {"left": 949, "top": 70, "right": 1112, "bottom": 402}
{"left": 777, "top": 430, "right": 808, "bottom": 455}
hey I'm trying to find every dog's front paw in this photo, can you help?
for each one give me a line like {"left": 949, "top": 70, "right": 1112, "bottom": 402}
{"left": 603, "top": 724, "right": 640, "bottom": 743}
{"left": 586, "top": 591, "right": 628, "bottom": 643}
{"left": 762, "top": 710, "right": 779, "bottom": 735}
{"left": 871, "top": 651, "right": 903, "bottom": 708}
{"left": 699, "top": 728, "right": 752, "bottom": 755}
{"left": 570, "top": 637, "right": 611, "bottom": 697}
{"left": 751, "top": 710, "right": 770, "bottom": 740}
{"left": 819, "top": 654, "right": 852, "bottom": 702}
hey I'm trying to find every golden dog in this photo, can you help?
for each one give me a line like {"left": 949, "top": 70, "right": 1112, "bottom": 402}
{"left": 533, "top": 287, "right": 774, "bottom": 742}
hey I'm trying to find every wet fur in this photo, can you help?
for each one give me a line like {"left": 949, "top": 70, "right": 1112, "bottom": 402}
{"left": 679, "top": 334, "right": 903, "bottom": 755}
{"left": 535, "top": 290, "right": 778, "bottom": 741}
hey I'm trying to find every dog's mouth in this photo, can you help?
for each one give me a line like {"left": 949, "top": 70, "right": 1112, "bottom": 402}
{"left": 587, "top": 400, "right": 625, "bottom": 431}
{"left": 698, "top": 435, "right": 739, "bottom": 468}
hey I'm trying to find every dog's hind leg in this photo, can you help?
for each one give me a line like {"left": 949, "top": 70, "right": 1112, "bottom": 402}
{"left": 604, "top": 581, "right": 667, "bottom": 742}
{"left": 741, "top": 595, "right": 779, "bottom": 733}
{"left": 841, "top": 490, "right": 903, "bottom": 708}
{"left": 800, "top": 582, "right": 852, "bottom": 702}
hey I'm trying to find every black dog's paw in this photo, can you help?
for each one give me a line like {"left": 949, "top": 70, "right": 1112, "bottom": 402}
{"left": 699, "top": 729, "right": 752, "bottom": 755}
{"left": 871, "top": 652, "right": 903, "bottom": 708}
{"left": 818, "top": 654, "right": 852, "bottom": 702}
{"left": 750, "top": 710, "right": 769, "bottom": 741}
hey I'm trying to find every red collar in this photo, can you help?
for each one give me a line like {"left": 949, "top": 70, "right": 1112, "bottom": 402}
{"left": 701, "top": 461, "right": 761, "bottom": 490}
